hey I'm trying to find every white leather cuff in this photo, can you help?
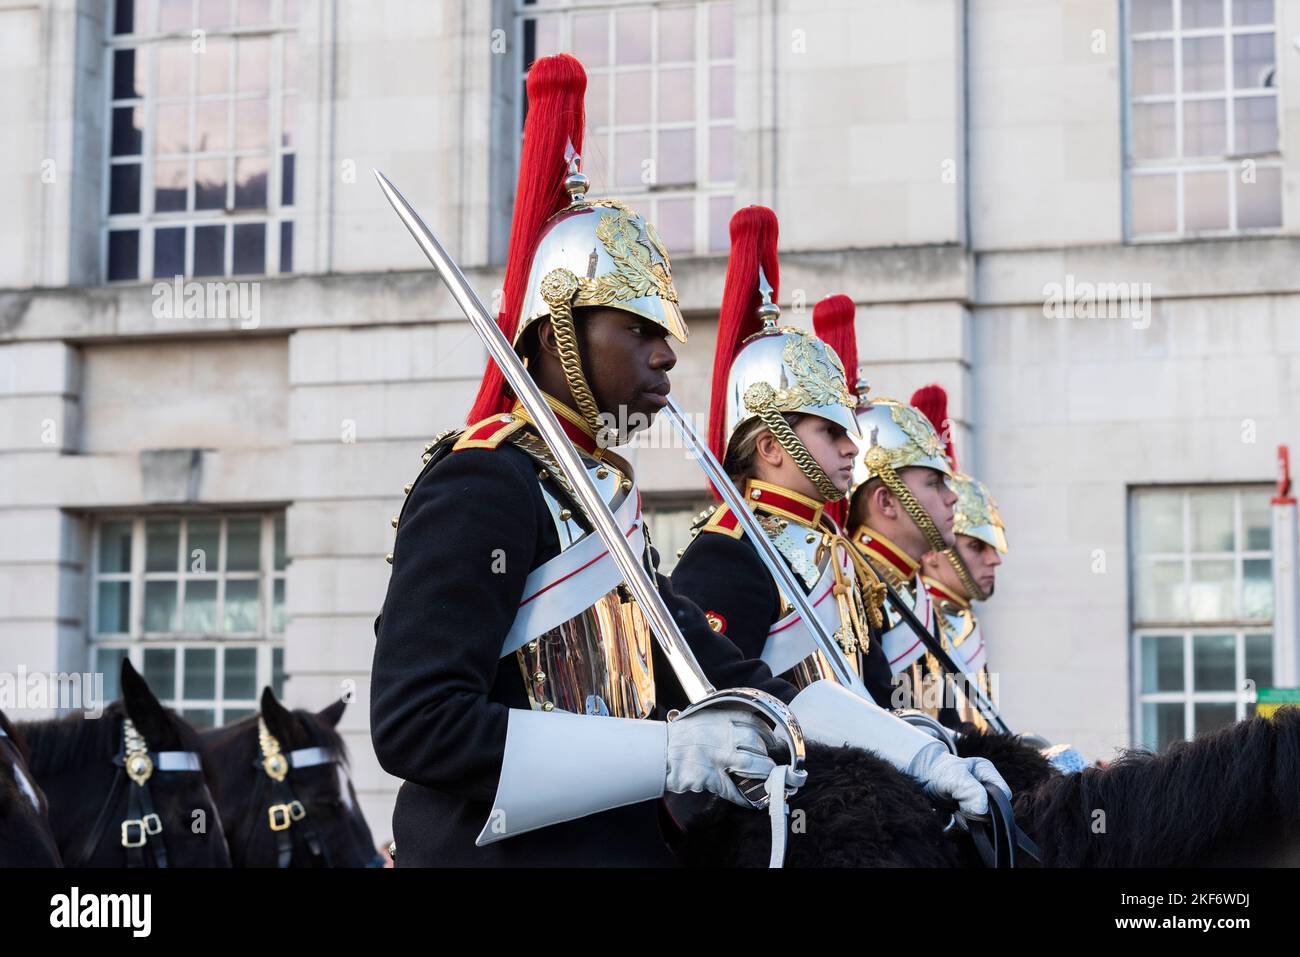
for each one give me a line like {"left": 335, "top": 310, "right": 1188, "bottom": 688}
{"left": 789, "top": 679, "right": 935, "bottom": 770}
{"left": 476, "top": 708, "right": 668, "bottom": 846}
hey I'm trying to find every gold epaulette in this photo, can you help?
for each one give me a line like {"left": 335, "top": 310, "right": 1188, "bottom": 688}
{"left": 452, "top": 412, "right": 528, "bottom": 452}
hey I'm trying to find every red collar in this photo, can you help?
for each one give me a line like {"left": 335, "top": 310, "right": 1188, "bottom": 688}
{"left": 852, "top": 525, "right": 920, "bottom": 580}
{"left": 922, "top": 575, "right": 969, "bottom": 610}
{"left": 743, "top": 479, "right": 825, "bottom": 528}
{"left": 511, "top": 393, "right": 604, "bottom": 459}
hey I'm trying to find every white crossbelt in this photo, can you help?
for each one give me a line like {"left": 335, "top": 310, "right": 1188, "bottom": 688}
{"left": 760, "top": 547, "right": 850, "bottom": 675}
{"left": 500, "top": 489, "right": 645, "bottom": 657}
{"left": 883, "top": 574, "right": 933, "bottom": 674}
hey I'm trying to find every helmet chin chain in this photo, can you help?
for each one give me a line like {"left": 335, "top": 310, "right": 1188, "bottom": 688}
{"left": 942, "top": 546, "right": 988, "bottom": 603}
{"left": 542, "top": 267, "right": 620, "bottom": 447}
{"left": 742, "top": 381, "right": 844, "bottom": 503}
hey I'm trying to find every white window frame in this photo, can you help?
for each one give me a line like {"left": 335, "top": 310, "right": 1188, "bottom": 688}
{"left": 1129, "top": 484, "right": 1275, "bottom": 749}
{"left": 1123, "top": 0, "right": 1284, "bottom": 240}
{"left": 513, "top": 0, "right": 737, "bottom": 255}
{"left": 103, "top": 0, "right": 299, "bottom": 282}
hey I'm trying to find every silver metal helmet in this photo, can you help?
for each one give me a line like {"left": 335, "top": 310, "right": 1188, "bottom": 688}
{"left": 514, "top": 156, "right": 687, "bottom": 349}
{"left": 950, "top": 471, "right": 1009, "bottom": 553}
{"left": 852, "top": 396, "right": 954, "bottom": 491}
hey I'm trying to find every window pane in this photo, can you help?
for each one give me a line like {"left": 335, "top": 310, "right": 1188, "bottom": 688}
{"left": 615, "top": 130, "right": 651, "bottom": 187}
{"left": 195, "top": 158, "right": 227, "bottom": 210}
{"left": 236, "top": 37, "right": 271, "bottom": 93}
{"left": 159, "top": 0, "right": 191, "bottom": 31}
{"left": 1189, "top": 558, "right": 1235, "bottom": 619}
{"left": 224, "top": 647, "right": 258, "bottom": 699}
{"left": 616, "top": 8, "right": 651, "bottom": 64}
{"left": 111, "top": 106, "right": 143, "bottom": 156}
{"left": 272, "top": 578, "right": 286, "bottom": 633}
{"left": 227, "top": 519, "right": 261, "bottom": 571}
{"left": 144, "top": 580, "right": 178, "bottom": 632}
{"left": 1245, "top": 632, "right": 1273, "bottom": 689}
{"left": 197, "top": 39, "right": 231, "bottom": 95}
{"left": 658, "top": 68, "right": 694, "bottom": 123}
{"left": 194, "top": 224, "right": 225, "bottom": 276}
{"left": 710, "top": 65, "right": 734, "bottom": 120}
{"left": 708, "top": 194, "right": 733, "bottom": 252}
{"left": 710, "top": 2, "right": 734, "bottom": 58}
{"left": 659, "top": 6, "right": 695, "bottom": 61}
{"left": 615, "top": 71, "right": 651, "bottom": 125}
{"left": 1188, "top": 489, "right": 1233, "bottom": 551}
{"left": 1130, "top": 0, "right": 1173, "bottom": 31}
{"left": 1233, "top": 0, "right": 1274, "bottom": 26}
{"left": 272, "top": 646, "right": 285, "bottom": 698}
{"left": 282, "top": 94, "right": 296, "bottom": 148}
{"left": 1237, "top": 165, "right": 1281, "bottom": 228}
{"left": 114, "top": 1, "right": 137, "bottom": 35}
{"left": 196, "top": 100, "right": 229, "bottom": 152}
{"left": 234, "top": 156, "right": 268, "bottom": 208}
{"left": 237, "top": 0, "right": 271, "bottom": 27}
{"left": 710, "top": 127, "right": 734, "bottom": 183}
{"left": 182, "top": 707, "right": 216, "bottom": 729}
{"left": 143, "top": 647, "right": 176, "bottom": 699}
{"left": 1131, "top": 39, "right": 1174, "bottom": 96}
{"left": 97, "top": 581, "right": 131, "bottom": 633}
{"left": 199, "top": 0, "right": 232, "bottom": 30}
{"left": 657, "top": 129, "right": 694, "bottom": 186}
{"left": 1131, "top": 102, "right": 1176, "bottom": 159}
{"left": 1130, "top": 173, "right": 1177, "bottom": 234}
{"left": 1182, "top": 0, "right": 1223, "bottom": 28}
{"left": 232, "top": 222, "right": 266, "bottom": 274}
{"left": 1193, "top": 702, "right": 1237, "bottom": 736}
{"left": 1234, "top": 96, "right": 1277, "bottom": 153}
{"left": 279, "top": 221, "right": 293, "bottom": 273}
{"left": 188, "top": 519, "right": 220, "bottom": 572}
{"left": 110, "top": 163, "right": 142, "bottom": 215}
{"left": 1242, "top": 494, "right": 1272, "bottom": 550}
{"left": 655, "top": 197, "right": 693, "bottom": 256}
{"left": 1141, "top": 633, "right": 1183, "bottom": 692}
{"left": 146, "top": 520, "right": 181, "bottom": 571}
{"left": 273, "top": 514, "right": 287, "bottom": 569}
{"left": 97, "top": 648, "right": 129, "bottom": 700}
{"left": 113, "top": 49, "right": 144, "bottom": 100}
{"left": 1142, "top": 701, "right": 1185, "bottom": 751}
{"left": 281, "top": 153, "right": 295, "bottom": 205}
{"left": 1136, "top": 493, "right": 1183, "bottom": 553}
{"left": 158, "top": 43, "right": 192, "bottom": 96}
{"left": 1233, "top": 33, "right": 1275, "bottom": 89}
{"left": 586, "top": 73, "right": 609, "bottom": 129}
{"left": 1184, "top": 170, "right": 1228, "bottom": 230}
{"left": 108, "top": 230, "right": 140, "bottom": 281}
{"left": 100, "top": 520, "right": 134, "bottom": 573}
{"left": 183, "top": 579, "right": 218, "bottom": 632}
{"left": 1136, "top": 560, "right": 1186, "bottom": 620}
{"left": 156, "top": 102, "right": 191, "bottom": 154}
{"left": 153, "top": 226, "right": 185, "bottom": 279}
{"left": 155, "top": 160, "right": 188, "bottom": 213}
{"left": 235, "top": 98, "right": 269, "bottom": 149}
{"left": 224, "top": 579, "right": 260, "bottom": 632}
{"left": 283, "top": 42, "right": 299, "bottom": 90}
{"left": 183, "top": 647, "right": 216, "bottom": 699}
{"left": 570, "top": 12, "right": 608, "bottom": 67}
{"left": 1192, "top": 633, "right": 1235, "bottom": 690}
{"left": 1243, "top": 558, "right": 1273, "bottom": 618}
{"left": 1182, "top": 99, "right": 1226, "bottom": 156}
{"left": 1182, "top": 36, "right": 1225, "bottom": 93}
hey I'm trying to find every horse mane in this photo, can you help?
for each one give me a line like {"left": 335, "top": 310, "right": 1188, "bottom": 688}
{"left": 1016, "top": 708, "right": 1300, "bottom": 867}
{"left": 21, "top": 700, "right": 212, "bottom": 781}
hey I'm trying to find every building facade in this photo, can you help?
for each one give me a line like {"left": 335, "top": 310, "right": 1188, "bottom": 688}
{"left": 2, "top": 0, "right": 1298, "bottom": 837}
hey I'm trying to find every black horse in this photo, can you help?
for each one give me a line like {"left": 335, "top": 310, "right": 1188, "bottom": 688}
{"left": 0, "top": 710, "right": 62, "bottom": 867}
{"left": 200, "top": 686, "right": 378, "bottom": 867}
{"left": 21, "top": 660, "right": 232, "bottom": 867}
{"left": 690, "top": 709, "right": 1300, "bottom": 867}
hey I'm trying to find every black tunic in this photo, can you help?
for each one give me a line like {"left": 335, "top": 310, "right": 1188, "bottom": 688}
{"left": 670, "top": 527, "right": 897, "bottom": 710}
{"left": 370, "top": 436, "right": 791, "bottom": 867}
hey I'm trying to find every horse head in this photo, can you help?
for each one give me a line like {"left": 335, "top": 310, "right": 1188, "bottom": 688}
{"left": 0, "top": 709, "right": 62, "bottom": 866}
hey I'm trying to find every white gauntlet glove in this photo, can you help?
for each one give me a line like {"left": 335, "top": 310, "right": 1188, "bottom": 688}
{"left": 666, "top": 706, "right": 777, "bottom": 807}
{"left": 907, "top": 741, "right": 1011, "bottom": 817}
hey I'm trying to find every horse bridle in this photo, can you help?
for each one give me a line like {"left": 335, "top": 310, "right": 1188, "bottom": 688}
{"left": 244, "top": 717, "right": 338, "bottom": 867}
{"left": 72, "top": 717, "right": 208, "bottom": 868}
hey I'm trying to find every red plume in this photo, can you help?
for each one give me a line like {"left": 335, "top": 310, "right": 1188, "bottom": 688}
{"left": 812, "top": 295, "right": 858, "bottom": 396}
{"left": 707, "top": 206, "right": 780, "bottom": 477}
{"left": 910, "top": 383, "right": 956, "bottom": 469}
{"left": 466, "top": 54, "right": 587, "bottom": 424}
{"left": 813, "top": 295, "right": 858, "bottom": 526}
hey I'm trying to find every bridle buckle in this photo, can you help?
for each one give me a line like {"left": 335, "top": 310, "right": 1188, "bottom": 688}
{"left": 121, "top": 818, "right": 147, "bottom": 848}
{"left": 268, "top": 803, "right": 293, "bottom": 831}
